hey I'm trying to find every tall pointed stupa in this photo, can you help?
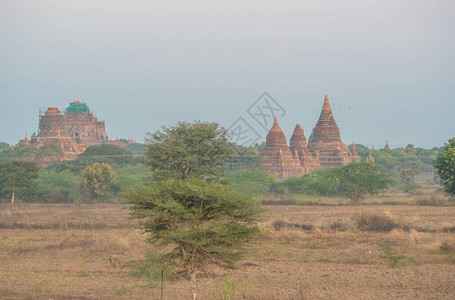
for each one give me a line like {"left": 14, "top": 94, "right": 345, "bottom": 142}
{"left": 384, "top": 140, "right": 390, "bottom": 151}
{"left": 290, "top": 124, "right": 321, "bottom": 172}
{"left": 21, "top": 132, "right": 30, "bottom": 147}
{"left": 261, "top": 116, "right": 304, "bottom": 180}
{"left": 366, "top": 150, "right": 375, "bottom": 163}
{"left": 308, "top": 95, "right": 359, "bottom": 167}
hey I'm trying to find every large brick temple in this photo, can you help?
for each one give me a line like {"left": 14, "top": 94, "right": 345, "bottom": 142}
{"left": 65, "top": 101, "right": 107, "bottom": 147}
{"left": 261, "top": 95, "right": 361, "bottom": 180}
{"left": 24, "top": 101, "right": 134, "bottom": 165}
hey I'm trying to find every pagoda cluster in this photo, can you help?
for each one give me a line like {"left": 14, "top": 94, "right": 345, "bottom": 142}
{"left": 261, "top": 95, "right": 361, "bottom": 180}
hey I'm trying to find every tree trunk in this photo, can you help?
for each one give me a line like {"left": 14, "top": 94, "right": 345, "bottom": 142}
{"left": 190, "top": 270, "right": 197, "bottom": 300}
{"left": 11, "top": 191, "right": 14, "bottom": 204}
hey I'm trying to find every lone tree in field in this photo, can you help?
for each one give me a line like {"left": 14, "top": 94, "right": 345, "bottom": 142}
{"left": 329, "top": 162, "right": 392, "bottom": 203}
{"left": 130, "top": 121, "right": 263, "bottom": 300}
{"left": 145, "top": 121, "right": 233, "bottom": 181}
{"left": 129, "top": 178, "right": 263, "bottom": 300}
{"left": 0, "top": 160, "right": 39, "bottom": 203}
{"left": 434, "top": 137, "right": 455, "bottom": 196}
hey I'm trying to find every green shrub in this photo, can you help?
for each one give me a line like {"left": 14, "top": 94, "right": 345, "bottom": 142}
{"left": 224, "top": 169, "right": 275, "bottom": 195}
{"left": 379, "top": 243, "right": 406, "bottom": 268}
{"left": 279, "top": 169, "right": 341, "bottom": 197}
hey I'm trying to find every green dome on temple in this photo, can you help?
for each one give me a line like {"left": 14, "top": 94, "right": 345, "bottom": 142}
{"left": 66, "top": 101, "right": 90, "bottom": 114}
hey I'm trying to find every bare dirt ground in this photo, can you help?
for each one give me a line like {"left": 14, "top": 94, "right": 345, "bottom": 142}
{"left": 1, "top": 202, "right": 455, "bottom": 299}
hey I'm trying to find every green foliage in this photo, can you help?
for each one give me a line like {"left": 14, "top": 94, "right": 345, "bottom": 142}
{"left": 271, "top": 163, "right": 391, "bottom": 202}
{"left": 32, "top": 170, "right": 81, "bottom": 203}
{"left": 48, "top": 154, "right": 145, "bottom": 174}
{"left": 279, "top": 169, "right": 341, "bottom": 197}
{"left": 145, "top": 121, "right": 233, "bottom": 181}
{"left": 224, "top": 169, "right": 275, "bottom": 195}
{"left": 80, "top": 144, "right": 132, "bottom": 157}
{"left": 39, "top": 141, "right": 63, "bottom": 156}
{"left": 434, "top": 137, "right": 455, "bottom": 195}
{"left": 126, "top": 143, "right": 147, "bottom": 154}
{"left": 353, "top": 143, "right": 435, "bottom": 174}
{"left": 0, "top": 142, "right": 10, "bottom": 152}
{"left": 254, "top": 141, "right": 266, "bottom": 153}
{"left": 223, "top": 144, "right": 261, "bottom": 171}
{"left": 398, "top": 183, "right": 421, "bottom": 193}
{"left": 129, "top": 177, "right": 264, "bottom": 298}
{"left": 81, "top": 162, "right": 117, "bottom": 200}
{"left": 112, "top": 164, "right": 153, "bottom": 194}
{"left": 405, "top": 144, "right": 417, "bottom": 156}
{"left": 19, "top": 141, "right": 63, "bottom": 158}
{"left": 329, "top": 162, "right": 393, "bottom": 203}
{"left": 126, "top": 251, "right": 176, "bottom": 287}
{"left": 379, "top": 243, "right": 406, "bottom": 268}
{"left": 215, "top": 278, "right": 239, "bottom": 300}
{"left": 0, "top": 148, "right": 17, "bottom": 162}
{"left": 0, "top": 160, "right": 39, "bottom": 202}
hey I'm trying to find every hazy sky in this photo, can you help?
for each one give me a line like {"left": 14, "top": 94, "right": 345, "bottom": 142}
{"left": 1, "top": 0, "right": 454, "bottom": 148}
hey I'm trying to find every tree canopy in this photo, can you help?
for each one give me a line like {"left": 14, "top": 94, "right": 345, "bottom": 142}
{"left": 0, "top": 160, "right": 39, "bottom": 203}
{"left": 81, "top": 162, "right": 117, "bottom": 200}
{"left": 80, "top": 144, "right": 132, "bottom": 157}
{"left": 329, "top": 162, "right": 393, "bottom": 203}
{"left": 129, "top": 177, "right": 264, "bottom": 300}
{"left": 434, "top": 137, "right": 455, "bottom": 195}
{"left": 145, "top": 121, "right": 233, "bottom": 181}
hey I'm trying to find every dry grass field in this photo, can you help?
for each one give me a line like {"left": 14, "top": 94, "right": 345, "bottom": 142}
{"left": 1, "top": 200, "right": 455, "bottom": 299}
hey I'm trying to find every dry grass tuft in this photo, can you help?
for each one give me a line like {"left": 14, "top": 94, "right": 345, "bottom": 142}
{"left": 352, "top": 213, "right": 399, "bottom": 232}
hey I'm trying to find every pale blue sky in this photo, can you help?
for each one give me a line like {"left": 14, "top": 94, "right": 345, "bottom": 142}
{"left": 1, "top": 0, "right": 454, "bottom": 148}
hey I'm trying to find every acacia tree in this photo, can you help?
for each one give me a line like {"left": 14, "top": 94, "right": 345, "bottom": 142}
{"left": 81, "top": 162, "right": 117, "bottom": 200}
{"left": 434, "top": 137, "right": 455, "bottom": 196}
{"left": 129, "top": 178, "right": 263, "bottom": 300}
{"left": 145, "top": 121, "right": 233, "bottom": 181}
{"left": 131, "top": 121, "right": 263, "bottom": 300}
{"left": 0, "top": 160, "right": 39, "bottom": 203}
{"left": 329, "top": 162, "right": 392, "bottom": 203}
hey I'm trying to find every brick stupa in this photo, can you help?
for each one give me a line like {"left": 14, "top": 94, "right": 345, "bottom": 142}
{"left": 260, "top": 116, "right": 304, "bottom": 180}
{"left": 384, "top": 140, "right": 390, "bottom": 151}
{"left": 350, "top": 141, "right": 359, "bottom": 157}
{"left": 289, "top": 124, "right": 321, "bottom": 172}
{"left": 308, "top": 95, "right": 360, "bottom": 166}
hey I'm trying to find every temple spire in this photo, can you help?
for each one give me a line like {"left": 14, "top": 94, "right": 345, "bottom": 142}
{"left": 320, "top": 95, "right": 335, "bottom": 121}
{"left": 21, "top": 132, "right": 30, "bottom": 147}
{"left": 351, "top": 141, "right": 359, "bottom": 157}
{"left": 367, "top": 150, "right": 375, "bottom": 163}
{"left": 384, "top": 140, "right": 390, "bottom": 151}
{"left": 265, "top": 116, "right": 287, "bottom": 147}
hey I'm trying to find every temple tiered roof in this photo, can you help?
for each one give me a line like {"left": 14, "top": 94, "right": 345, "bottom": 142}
{"left": 260, "top": 117, "right": 304, "bottom": 180}
{"left": 290, "top": 124, "right": 321, "bottom": 172}
{"left": 308, "top": 95, "right": 360, "bottom": 167}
